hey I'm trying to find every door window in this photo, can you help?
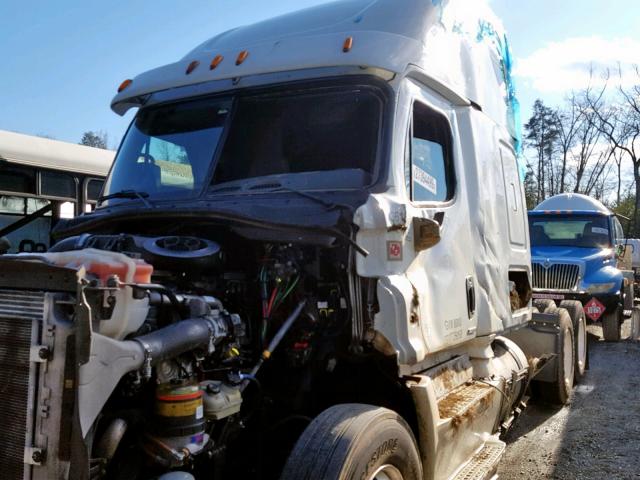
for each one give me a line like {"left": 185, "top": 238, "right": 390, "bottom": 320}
{"left": 408, "top": 102, "right": 454, "bottom": 203}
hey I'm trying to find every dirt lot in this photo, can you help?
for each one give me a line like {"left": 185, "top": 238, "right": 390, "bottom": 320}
{"left": 498, "top": 319, "right": 640, "bottom": 479}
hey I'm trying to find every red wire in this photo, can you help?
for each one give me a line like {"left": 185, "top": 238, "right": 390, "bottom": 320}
{"left": 266, "top": 287, "right": 278, "bottom": 317}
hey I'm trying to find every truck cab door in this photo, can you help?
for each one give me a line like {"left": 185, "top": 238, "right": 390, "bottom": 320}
{"left": 405, "top": 96, "right": 477, "bottom": 352}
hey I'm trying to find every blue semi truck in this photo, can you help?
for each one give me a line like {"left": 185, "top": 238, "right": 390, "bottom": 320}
{"left": 529, "top": 193, "right": 632, "bottom": 341}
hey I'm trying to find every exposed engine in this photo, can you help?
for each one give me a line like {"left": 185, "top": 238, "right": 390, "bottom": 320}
{"left": 4, "top": 231, "right": 370, "bottom": 480}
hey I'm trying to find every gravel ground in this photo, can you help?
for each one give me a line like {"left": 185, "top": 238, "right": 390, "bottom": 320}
{"left": 498, "top": 318, "right": 640, "bottom": 480}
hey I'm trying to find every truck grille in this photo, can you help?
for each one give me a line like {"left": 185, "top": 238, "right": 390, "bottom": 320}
{"left": 532, "top": 262, "right": 580, "bottom": 290}
{"left": 0, "top": 290, "right": 45, "bottom": 480}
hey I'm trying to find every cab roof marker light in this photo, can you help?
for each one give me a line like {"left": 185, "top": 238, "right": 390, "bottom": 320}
{"left": 117, "top": 79, "right": 133, "bottom": 93}
{"left": 186, "top": 60, "right": 200, "bottom": 75}
{"left": 210, "top": 55, "right": 224, "bottom": 70}
{"left": 236, "top": 50, "right": 249, "bottom": 65}
{"left": 343, "top": 36, "right": 353, "bottom": 52}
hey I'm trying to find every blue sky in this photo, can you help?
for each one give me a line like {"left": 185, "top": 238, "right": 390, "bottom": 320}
{"left": 1, "top": 0, "right": 639, "bottom": 148}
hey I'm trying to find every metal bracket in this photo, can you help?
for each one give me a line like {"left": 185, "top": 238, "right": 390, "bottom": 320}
{"left": 30, "top": 345, "right": 50, "bottom": 363}
{"left": 24, "top": 447, "right": 45, "bottom": 465}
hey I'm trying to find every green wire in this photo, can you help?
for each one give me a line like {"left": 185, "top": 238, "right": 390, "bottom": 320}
{"left": 274, "top": 275, "right": 299, "bottom": 309}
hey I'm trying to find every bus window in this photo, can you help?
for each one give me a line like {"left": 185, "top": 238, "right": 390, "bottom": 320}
{"left": 41, "top": 170, "right": 76, "bottom": 200}
{"left": 0, "top": 195, "right": 51, "bottom": 253}
{"left": 0, "top": 166, "right": 36, "bottom": 194}
{"left": 86, "top": 179, "right": 104, "bottom": 202}
{"left": 84, "top": 178, "right": 105, "bottom": 212}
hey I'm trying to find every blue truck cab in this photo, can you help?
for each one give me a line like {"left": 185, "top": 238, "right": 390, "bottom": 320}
{"left": 528, "top": 193, "right": 628, "bottom": 341}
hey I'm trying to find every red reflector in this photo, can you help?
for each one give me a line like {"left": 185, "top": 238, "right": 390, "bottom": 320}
{"left": 210, "top": 55, "right": 224, "bottom": 70}
{"left": 236, "top": 50, "right": 249, "bottom": 65}
{"left": 117, "top": 79, "right": 132, "bottom": 93}
{"left": 343, "top": 36, "right": 353, "bottom": 52}
{"left": 186, "top": 60, "right": 200, "bottom": 75}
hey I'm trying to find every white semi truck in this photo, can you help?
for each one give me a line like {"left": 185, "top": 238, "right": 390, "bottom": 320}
{"left": 0, "top": 1, "right": 581, "bottom": 479}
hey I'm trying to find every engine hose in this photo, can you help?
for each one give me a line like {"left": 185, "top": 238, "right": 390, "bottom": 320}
{"left": 246, "top": 300, "right": 306, "bottom": 385}
{"left": 94, "top": 418, "right": 127, "bottom": 462}
{"left": 133, "top": 317, "right": 219, "bottom": 365}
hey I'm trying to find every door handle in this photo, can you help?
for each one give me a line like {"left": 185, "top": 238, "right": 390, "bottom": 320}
{"left": 466, "top": 276, "right": 475, "bottom": 318}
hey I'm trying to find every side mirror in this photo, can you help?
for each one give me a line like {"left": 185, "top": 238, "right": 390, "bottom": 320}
{"left": 0, "top": 237, "right": 11, "bottom": 254}
{"left": 413, "top": 217, "right": 441, "bottom": 252}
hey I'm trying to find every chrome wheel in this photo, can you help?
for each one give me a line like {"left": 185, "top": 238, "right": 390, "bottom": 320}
{"left": 563, "top": 327, "right": 574, "bottom": 390}
{"left": 576, "top": 315, "right": 586, "bottom": 372}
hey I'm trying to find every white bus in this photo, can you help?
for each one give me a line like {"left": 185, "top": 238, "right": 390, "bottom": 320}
{"left": 0, "top": 129, "right": 114, "bottom": 253}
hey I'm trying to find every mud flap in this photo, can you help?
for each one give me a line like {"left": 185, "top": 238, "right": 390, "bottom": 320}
{"left": 506, "top": 312, "right": 560, "bottom": 383}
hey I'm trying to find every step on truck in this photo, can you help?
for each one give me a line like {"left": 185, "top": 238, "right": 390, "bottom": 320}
{"left": 0, "top": 1, "right": 581, "bottom": 479}
{"left": 529, "top": 193, "right": 633, "bottom": 342}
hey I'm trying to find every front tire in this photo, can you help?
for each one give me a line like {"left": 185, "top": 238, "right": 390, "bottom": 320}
{"left": 281, "top": 404, "right": 422, "bottom": 480}
{"left": 602, "top": 305, "right": 622, "bottom": 342}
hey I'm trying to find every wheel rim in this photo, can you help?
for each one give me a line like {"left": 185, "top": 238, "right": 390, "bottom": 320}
{"left": 368, "top": 464, "right": 404, "bottom": 480}
{"left": 563, "top": 327, "right": 574, "bottom": 388}
{"left": 576, "top": 317, "right": 586, "bottom": 372}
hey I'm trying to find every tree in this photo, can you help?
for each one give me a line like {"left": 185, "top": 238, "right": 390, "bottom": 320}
{"left": 80, "top": 131, "right": 108, "bottom": 149}
{"left": 555, "top": 95, "right": 581, "bottom": 193}
{"left": 524, "top": 99, "right": 560, "bottom": 203}
{"left": 585, "top": 73, "right": 640, "bottom": 236}
{"left": 523, "top": 163, "right": 538, "bottom": 210}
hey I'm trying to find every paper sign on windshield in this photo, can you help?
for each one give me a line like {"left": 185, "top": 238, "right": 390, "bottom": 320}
{"left": 413, "top": 166, "right": 437, "bottom": 195}
{"left": 592, "top": 227, "right": 609, "bottom": 235}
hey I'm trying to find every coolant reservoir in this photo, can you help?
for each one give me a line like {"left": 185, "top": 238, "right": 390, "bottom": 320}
{"left": 200, "top": 381, "right": 242, "bottom": 420}
{"left": 29, "top": 249, "right": 153, "bottom": 339}
{"left": 49, "top": 248, "right": 153, "bottom": 284}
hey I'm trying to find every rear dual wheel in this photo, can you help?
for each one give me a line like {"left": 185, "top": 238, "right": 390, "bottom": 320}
{"left": 534, "top": 299, "right": 587, "bottom": 381}
{"left": 532, "top": 300, "right": 575, "bottom": 404}
{"left": 281, "top": 404, "right": 422, "bottom": 480}
{"left": 558, "top": 300, "right": 588, "bottom": 379}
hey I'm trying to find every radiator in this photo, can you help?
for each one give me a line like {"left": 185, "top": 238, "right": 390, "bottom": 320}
{"left": 0, "top": 290, "right": 45, "bottom": 480}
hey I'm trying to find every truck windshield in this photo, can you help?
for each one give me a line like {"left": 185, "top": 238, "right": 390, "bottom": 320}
{"left": 529, "top": 214, "right": 611, "bottom": 248}
{"left": 102, "top": 85, "right": 382, "bottom": 204}
{"left": 103, "top": 97, "right": 231, "bottom": 202}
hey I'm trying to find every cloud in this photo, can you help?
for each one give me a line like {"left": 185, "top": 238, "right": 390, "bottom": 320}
{"left": 514, "top": 36, "right": 640, "bottom": 93}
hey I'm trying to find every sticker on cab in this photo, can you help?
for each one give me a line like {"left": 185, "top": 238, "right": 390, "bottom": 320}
{"left": 592, "top": 227, "right": 609, "bottom": 235}
{"left": 387, "top": 241, "right": 403, "bottom": 261}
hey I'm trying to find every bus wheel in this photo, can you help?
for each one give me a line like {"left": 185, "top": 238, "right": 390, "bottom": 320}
{"left": 280, "top": 404, "right": 422, "bottom": 480}
{"left": 602, "top": 306, "right": 622, "bottom": 342}
{"left": 559, "top": 300, "right": 588, "bottom": 380}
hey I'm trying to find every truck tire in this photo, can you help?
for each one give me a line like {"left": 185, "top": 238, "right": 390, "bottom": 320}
{"left": 532, "top": 308, "right": 574, "bottom": 405}
{"left": 602, "top": 306, "right": 622, "bottom": 342}
{"left": 280, "top": 404, "right": 422, "bottom": 480}
{"left": 558, "top": 300, "right": 588, "bottom": 380}
{"left": 624, "top": 283, "right": 632, "bottom": 311}
{"left": 533, "top": 298, "right": 556, "bottom": 313}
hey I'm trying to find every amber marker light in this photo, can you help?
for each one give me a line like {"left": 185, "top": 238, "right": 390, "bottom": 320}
{"left": 343, "top": 36, "right": 353, "bottom": 52}
{"left": 210, "top": 55, "right": 224, "bottom": 70}
{"left": 236, "top": 50, "right": 249, "bottom": 65}
{"left": 186, "top": 60, "right": 200, "bottom": 75}
{"left": 117, "top": 79, "right": 133, "bottom": 93}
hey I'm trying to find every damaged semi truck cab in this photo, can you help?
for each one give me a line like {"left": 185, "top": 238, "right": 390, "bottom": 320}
{"left": 529, "top": 193, "right": 629, "bottom": 341}
{"left": 1, "top": 1, "right": 579, "bottom": 479}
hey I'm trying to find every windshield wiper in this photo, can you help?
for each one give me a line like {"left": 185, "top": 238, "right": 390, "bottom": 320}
{"left": 98, "top": 190, "right": 153, "bottom": 208}
{"left": 250, "top": 184, "right": 355, "bottom": 214}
